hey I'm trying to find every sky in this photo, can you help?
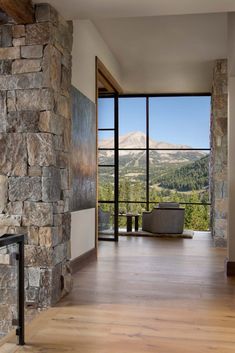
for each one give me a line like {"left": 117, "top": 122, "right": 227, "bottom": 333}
{"left": 98, "top": 96, "right": 211, "bottom": 148}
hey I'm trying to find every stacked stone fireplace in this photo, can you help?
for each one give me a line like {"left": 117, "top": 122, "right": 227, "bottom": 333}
{"left": 0, "top": 4, "right": 73, "bottom": 335}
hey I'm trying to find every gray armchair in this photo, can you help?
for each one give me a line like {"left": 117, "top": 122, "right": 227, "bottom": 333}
{"left": 142, "top": 203, "right": 185, "bottom": 234}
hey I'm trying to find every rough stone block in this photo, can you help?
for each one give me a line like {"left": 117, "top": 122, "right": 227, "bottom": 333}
{"left": 53, "top": 201, "right": 64, "bottom": 214}
{"left": 13, "top": 37, "right": 26, "bottom": 46}
{"left": 23, "top": 202, "right": 53, "bottom": 227}
{"left": 1, "top": 26, "right": 12, "bottom": 47}
{"left": 53, "top": 214, "right": 62, "bottom": 226}
{"left": 0, "top": 91, "right": 7, "bottom": 132}
{"left": 39, "top": 227, "right": 61, "bottom": 247}
{"left": 25, "top": 245, "right": 53, "bottom": 267}
{"left": 35, "top": 4, "right": 58, "bottom": 25}
{"left": 42, "top": 166, "right": 61, "bottom": 202}
{"left": 0, "top": 47, "right": 20, "bottom": 60}
{"left": 6, "top": 111, "right": 39, "bottom": 133}
{"left": 12, "top": 59, "right": 41, "bottom": 74}
{"left": 61, "top": 261, "right": 72, "bottom": 297}
{"left": 0, "top": 134, "right": 27, "bottom": 176}
{"left": 21, "top": 45, "right": 43, "bottom": 59}
{"left": 62, "top": 213, "right": 71, "bottom": 242}
{"left": 60, "top": 169, "right": 69, "bottom": 190}
{"left": 0, "top": 60, "right": 12, "bottom": 75}
{"left": 26, "top": 23, "right": 51, "bottom": 46}
{"left": 5, "top": 201, "right": 23, "bottom": 215}
{"left": 28, "top": 268, "right": 40, "bottom": 287}
{"left": 39, "top": 111, "right": 63, "bottom": 135}
{"left": 43, "top": 45, "right": 61, "bottom": 91}
{"left": 27, "top": 226, "right": 39, "bottom": 245}
{"left": 16, "top": 89, "right": 54, "bottom": 111}
{"left": 7, "top": 91, "right": 16, "bottom": 112}
{"left": 0, "top": 72, "right": 43, "bottom": 91}
{"left": 0, "top": 215, "right": 21, "bottom": 227}
{"left": 9, "top": 177, "right": 41, "bottom": 202}
{"left": 55, "top": 94, "right": 70, "bottom": 119}
{"left": 0, "top": 175, "right": 8, "bottom": 213}
{"left": 13, "top": 25, "right": 25, "bottom": 38}
{"left": 27, "top": 133, "right": 56, "bottom": 167}
{"left": 61, "top": 65, "right": 71, "bottom": 94}
{"left": 28, "top": 166, "right": 42, "bottom": 177}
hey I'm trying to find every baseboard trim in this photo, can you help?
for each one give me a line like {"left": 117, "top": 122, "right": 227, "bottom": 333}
{"left": 225, "top": 259, "right": 235, "bottom": 276}
{"left": 70, "top": 248, "right": 97, "bottom": 274}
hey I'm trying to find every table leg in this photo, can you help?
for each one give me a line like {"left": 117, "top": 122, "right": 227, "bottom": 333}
{"left": 127, "top": 216, "right": 132, "bottom": 232}
{"left": 135, "top": 216, "right": 139, "bottom": 232}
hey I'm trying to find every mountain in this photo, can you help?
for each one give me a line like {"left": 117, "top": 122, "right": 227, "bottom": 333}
{"left": 99, "top": 131, "right": 206, "bottom": 170}
{"left": 156, "top": 155, "right": 209, "bottom": 191}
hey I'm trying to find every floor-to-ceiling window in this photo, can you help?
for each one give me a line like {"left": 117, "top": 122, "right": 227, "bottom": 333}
{"left": 98, "top": 94, "right": 211, "bottom": 238}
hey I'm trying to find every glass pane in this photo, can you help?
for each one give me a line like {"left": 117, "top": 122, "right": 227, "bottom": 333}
{"left": 118, "top": 202, "right": 147, "bottom": 231}
{"left": 119, "top": 151, "right": 146, "bottom": 201}
{"left": 98, "top": 130, "right": 114, "bottom": 149}
{"left": 98, "top": 203, "right": 114, "bottom": 236}
{"left": 98, "top": 150, "right": 114, "bottom": 166}
{"left": 0, "top": 243, "right": 18, "bottom": 341}
{"left": 98, "top": 166, "right": 114, "bottom": 201}
{"left": 98, "top": 97, "right": 114, "bottom": 129}
{"left": 119, "top": 97, "right": 146, "bottom": 148}
{"left": 184, "top": 204, "right": 210, "bottom": 231}
{"left": 149, "top": 96, "right": 211, "bottom": 149}
{"left": 149, "top": 150, "right": 210, "bottom": 204}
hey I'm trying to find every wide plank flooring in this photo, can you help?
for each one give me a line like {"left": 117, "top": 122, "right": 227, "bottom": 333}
{"left": 14, "top": 234, "right": 235, "bottom": 352}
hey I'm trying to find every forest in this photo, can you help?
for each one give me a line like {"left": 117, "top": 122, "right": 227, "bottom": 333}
{"left": 99, "top": 153, "right": 210, "bottom": 231}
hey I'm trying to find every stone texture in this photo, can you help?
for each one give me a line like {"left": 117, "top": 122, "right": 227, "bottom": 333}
{"left": 23, "top": 202, "right": 53, "bottom": 227}
{"left": 27, "top": 133, "right": 56, "bottom": 167}
{"left": 0, "top": 175, "right": 8, "bottom": 213}
{"left": 0, "top": 134, "right": 27, "bottom": 176}
{"left": 21, "top": 45, "right": 43, "bottom": 59}
{"left": 0, "top": 72, "right": 43, "bottom": 91}
{"left": 0, "top": 3, "right": 73, "bottom": 336}
{"left": 211, "top": 59, "right": 228, "bottom": 246}
{"left": 28, "top": 166, "right": 42, "bottom": 177}
{"left": 16, "top": 89, "right": 54, "bottom": 111}
{"left": 8, "top": 177, "right": 41, "bottom": 202}
{"left": 0, "top": 47, "right": 20, "bottom": 60}
{"left": 12, "top": 59, "right": 41, "bottom": 74}
{"left": 26, "top": 23, "right": 51, "bottom": 46}
{"left": 35, "top": 4, "right": 58, "bottom": 25}
{"left": 39, "top": 111, "right": 63, "bottom": 135}
{"left": 7, "top": 91, "right": 16, "bottom": 112}
{"left": 42, "top": 167, "right": 61, "bottom": 202}
{"left": 0, "top": 215, "right": 21, "bottom": 227}
{"left": 5, "top": 201, "right": 23, "bottom": 216}
{"left": 0, "top": 60, "right": 12, "bottom": 75}
{"left": 6, "top": 111, "right": 39, "bottom": 133}
{"left": 13, "top": 25, "right": 25, "bottom": 39}
{"left": 27, "top": 226, "right": 39, "bottom": 245}
{"left": 13, "top": 37, "right": 26, "bottom": 47}
{"left": 43, "top": 45, "right": 61, "bottom": 91}
{"left": 1, "top": 26, "right": 12, "bottom": 48}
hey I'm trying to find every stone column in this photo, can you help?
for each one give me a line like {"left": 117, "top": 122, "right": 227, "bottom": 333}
{"left": 0, "top": 3, "right": 73, "bottom": 335}
{"left": 227, "top": 13, "right": 235, "bottom": 275}
{"left": 210, "top": 59, "right": 228, "bottom": 247}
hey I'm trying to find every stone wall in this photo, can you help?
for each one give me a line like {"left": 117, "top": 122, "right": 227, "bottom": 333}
{"left": 210, "top": 59, "right": 228, "bottom": 247}
{"left": 0, "top": 4, "right": 73, "bottom": 336}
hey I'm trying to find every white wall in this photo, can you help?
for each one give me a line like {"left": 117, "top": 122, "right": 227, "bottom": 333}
{"left": 72, "top": 19, "right": 122, "bottom": 103}
{"left": 71, "top": 209, "right": 96, "bottom": 258}
{"left": 70, "top": 19, "right": 122, "bottom": 259}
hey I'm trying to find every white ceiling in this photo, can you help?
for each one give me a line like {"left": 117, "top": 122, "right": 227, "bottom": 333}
{"left": 33, "top": 0, "right": 235, "bottom": 19}
{"left": 33, "top": 1, "right": 228, "bottom": 93}
{"left": 93, "top": 13, "right": 227, "bottom": 93}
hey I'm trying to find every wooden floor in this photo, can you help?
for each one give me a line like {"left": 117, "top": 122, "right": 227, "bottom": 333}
{"left": 11, "top": 234, "right": 235, "bottom": 352}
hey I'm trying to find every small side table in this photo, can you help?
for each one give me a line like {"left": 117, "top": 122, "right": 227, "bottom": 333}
{"left": 122, "top": 213, "right": 140, "bottom": 232}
